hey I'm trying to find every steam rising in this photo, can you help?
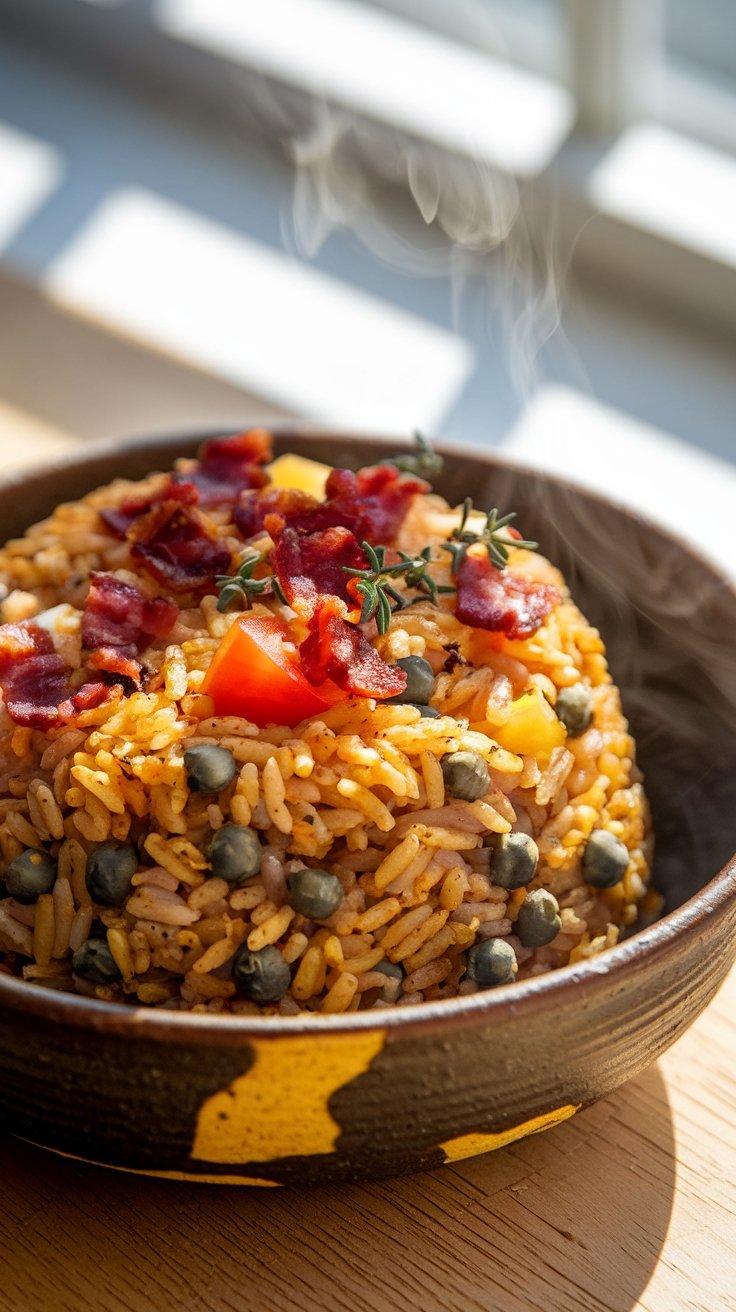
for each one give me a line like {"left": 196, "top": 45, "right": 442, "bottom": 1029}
{"left": 256, "top": 12, "right": 735, "bottom": 906}
{"left": 284, "top": 96, "right": 561, "bottom": 405}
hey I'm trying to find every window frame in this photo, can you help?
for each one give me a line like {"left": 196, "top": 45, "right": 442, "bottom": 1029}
{"left": 1, "top": 0, "right": 736, "bottom": 338}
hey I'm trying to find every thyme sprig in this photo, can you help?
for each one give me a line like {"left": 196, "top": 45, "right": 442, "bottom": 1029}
{"left": 383, "top": 431, "right": 444, "bottom": 481}
{"left": 342, "top": 541, "right": 454, "bottom": 635}
{"left": 216, "top": 549, "right": 286, "bottom": 612}
{"left": 442, "top": 498, "right": 538, "bottom": 575}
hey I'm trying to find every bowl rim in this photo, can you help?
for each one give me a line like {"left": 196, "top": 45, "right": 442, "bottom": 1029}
{"left": 0, "top": 425, "right": 733, "bottom": 1043}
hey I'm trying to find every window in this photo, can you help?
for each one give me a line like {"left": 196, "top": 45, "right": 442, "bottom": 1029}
{"left": 4, "top": 0, "right": 736, "bottom": 157}
{"left": 2, "top": 0, "right": 736, "bottom": 313}
{"left": 0, "top": 0, "right": 734, "bottom": 534}
{"left": 656, "top": 0, "right": 736, "bottom": 155}
{"left": 357, "top": 0, "right": 736, "bottom": 154}
{"left": 362, "top": 0, "right": 567, "bottom": 82}
{"left": 665, "top": 0, "right": 736, "bottom": 91}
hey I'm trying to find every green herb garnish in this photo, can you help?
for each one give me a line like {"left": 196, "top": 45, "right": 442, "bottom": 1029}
{"left": 216, "top": 549, "right": 286, "bottom": 612}
{"left": 342, "top": 541, "right": 454, "bottom": 635}
{"left": 383, "top": 431, "right": 444, "bottom": 481}
{"left": 441, "top": 498, "right": 538, "bottom": 575}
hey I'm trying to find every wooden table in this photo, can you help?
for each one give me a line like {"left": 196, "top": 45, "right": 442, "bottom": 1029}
{"left": 0, "top": 412, "right": 734, "bottom": 1312}
{"left": 0, "top": 968, "right": 732, "bottom": 1312}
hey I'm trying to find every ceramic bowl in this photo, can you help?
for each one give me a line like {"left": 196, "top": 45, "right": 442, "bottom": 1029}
{"left": 0, "top": 429, "right": 734, "bottom": 1186}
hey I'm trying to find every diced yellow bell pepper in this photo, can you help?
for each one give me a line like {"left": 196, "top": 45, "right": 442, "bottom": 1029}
{"left": 492, "top": 689, "right": 566, "bottom": 767}
{"left": 267, "top": 453, "right": 332, "bottom": 499}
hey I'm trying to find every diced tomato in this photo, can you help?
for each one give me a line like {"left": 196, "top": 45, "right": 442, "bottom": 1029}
{"left": 202, "top": 614, "right": 344, "bottom": 727}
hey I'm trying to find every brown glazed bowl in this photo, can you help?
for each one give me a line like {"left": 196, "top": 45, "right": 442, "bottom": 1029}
{"left": 0, "top": 428, "right": 734, "bottom": 1186}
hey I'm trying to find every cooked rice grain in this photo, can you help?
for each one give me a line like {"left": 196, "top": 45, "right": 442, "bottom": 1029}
{"left": 0, "top": 457, "right": 656, "bottom": 1014}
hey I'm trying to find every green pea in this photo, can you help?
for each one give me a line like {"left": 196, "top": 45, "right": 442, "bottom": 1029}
{"left": 85, "top": 842, "right": 138, "bottom": 906}
{"left": 583, "top": 830, "right": 629, "bottom": 888}
{"left": 72, "top": 939, "right": 121, "bottom": 985}
{"left": 387, "top": 656, "right": 436, "bottom": 706}
{"left": 490, "top": 833, "right": 539, "bottom": 889}
{"left": 466, "top": 938, "right": 517, "bottom": 986}
{"left": 517, "top": 890, "right": 561, "bottom": 947}
{"left": 232, "top": 945, "right": 291, "bottom": 1003}
{"left": 208, "top": 825, "right": 262, "bottom": 884}
{"left": 441, "top": 751, "right": 490, "bottom": 802}
{"left": 287, "top": 869, "right": 344, "bottom": 920}
{"left": 5, "top": 850, "right": 56, "bottom": 904}
{"left": 555, "top": 684, "right": 593, "bottom": 737}
{"left": 184, "top": 745, "right": 237, "bottom": 793}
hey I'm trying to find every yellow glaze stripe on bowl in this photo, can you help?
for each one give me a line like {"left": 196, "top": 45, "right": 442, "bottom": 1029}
{"left": 441, "top": 1103, "right": 580, "bottom": 1162}
{"left": 192, "top": 1030, "right": 386, "bottom": 1165}
{"left": 19, "top": 1139, "right": 281, "bottom": 1185}
{"left": 127, "top": 1169, "right": 281, "bottom": 1185}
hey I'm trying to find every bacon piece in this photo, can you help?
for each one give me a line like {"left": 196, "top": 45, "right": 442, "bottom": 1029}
{"left": 81, "top": 574, "right": 178, "bottom": 690}
{"left": 86, "top": 647, "right": 142, "bottom": 687}
{"left": 454, "top": 550, "right": 559, "bottom": 639}
{"left": 326, "top": 464, "right": 429, "bottom": 545}
{"left": 0, "top": 625, "right": 69, "bottom": 728}
{"left": 234, "top": 486, "right": 318, "bottom": 540}
{"left": 82, "top": 573, "right": 178, "bottom": 650}
{"left": 299, "top": 599, "right": 406, "bottom": 699}
{"left": 100, "top": 477, "right": 197, "bottom": 539}
{"left": 269, "top": 525, "right": 404, "bottom": 697}
{"left": 127, "top": 501, "right": 232, "bottom": 592}
{"left": 67, "top": 682, "right": 110, "bottom": 715}
{"left": 186, "top": 429, "right": 272, "bottom": 507}
{"left": 0, "top": 624, "right": 109, "bottom": 729}
{"left": 200, "top": 428, "right": 272, "bottom": 470}
{"left": 230, "top": 457, "right": 422, "bottom": 701}
{"left": 233, "top": 463, "right": 427, "bottom": 546}
{"left": 100, "top": 433, "right": 273, "bottom": 536}
{"left": 272, "top": 526, "right": 367, "bottom": 615}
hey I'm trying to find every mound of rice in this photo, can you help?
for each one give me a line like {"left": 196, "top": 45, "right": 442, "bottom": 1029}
{"left": 0, "top": 439, "right": 656, "bottom": 1014}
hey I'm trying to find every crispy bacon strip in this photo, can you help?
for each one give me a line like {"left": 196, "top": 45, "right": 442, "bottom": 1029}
{"left": 0, "top": 624, "right": 109, "bottom": 729}
{"left": 454, "top": 550, "right": 559, "bottom": 639}
{"left": 186, "top": 429, "right": 272, "bottom": 507}
{"left": 100, "top": 432, "right": 272, "bottom": 539}
{"left": 81, "top": 574, "right": 178, "bottom": 689}
{"left": 127, "top": 501, "right": 232, "bottom": 592}
{"left": 271, "top": 526, "right": 367, "bottom": 615}
{"left": 82, "top": 573, "right": 178, "bottom": 649}
{"left": 320, "top": 464, "right": 429, "bottom": 545}
{"left": 86, "top": 648, "right": 142, "bottom": 686}
{"left": 69, "top": 682, "right": 111, "bottom": 715}
{"left": 100, "top": 477, "right": 197, "bottom": 539}
{"left": 234, "top": 463, "right": 427, "bottom": 546}
{"left": 234, "top": 486, "right": 318, "bottom": 540}
{"left": 268, "top": 522, "right": 405, "bottom": 698}
{"left": 299, "top": 599, "right": 406, "bottom": 699}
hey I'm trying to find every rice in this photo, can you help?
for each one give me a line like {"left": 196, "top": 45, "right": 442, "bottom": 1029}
{"left": 0, "top": 437, "right": 658, "bottom": 1014}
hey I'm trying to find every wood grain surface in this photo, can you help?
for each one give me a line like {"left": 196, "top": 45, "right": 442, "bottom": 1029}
{"left": 0, "top": 414, "right": 733, "bottom": 1312}
{"left": 0, "top": 966, "right": 733, "bottom": 1312}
